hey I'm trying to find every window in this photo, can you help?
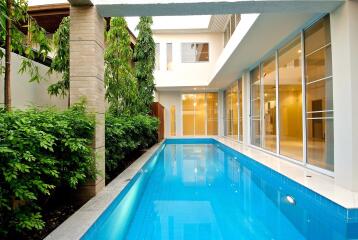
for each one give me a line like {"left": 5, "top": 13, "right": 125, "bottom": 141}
{"left": 278, "top": 36, "right": 303, "bottom": 161}
{"left": 304, "top": 15, "right": 334, "bottom": 171}
{"left": 181, "top": 43, "right": 209, "bottom": 62}
{"left": 170, "top": 105, "right": 176, "bottom": 136}
{"left": 235, "top": 14, "right": 241, "bottom": 27}
{"left": 250, "top": 66, "right": 261, "bottom": 147}
{"left": 225, "top": 82, "right": 238, "bottom": 138}
{"left": 182, "top": 94, "right": 195, "bottom": 135}
{"left": 224, "top": 14, "right": 241, "bottom": 47}
{"left": 247, "top": 15, "right": 334, "bottom": 172}
{"left": 155, "top": 43, "right": 160, "bottom": 70}
{"left": 238, "top": 78, "right": 243, "bottom": 142}
{"left": 182, "top": 93, "right": 218, "bottom": 136}
{"left": 207, "top": 93, "right": 218, "bottom": 135}
{"left": 230, "top": 14, "right": 236, "bottom": 36}
{"left": 262, "top": 55, "right": 277, "bottom": 152}
{"left": 167, "top": 43, "right": 173, "bottom": 71}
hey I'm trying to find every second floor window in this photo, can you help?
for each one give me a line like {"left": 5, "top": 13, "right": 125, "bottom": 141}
{"left": 155, "top": 43, "right": 160, "bottom": 70}
{"left": 181, "top": 43, "right": 209, "bottom": 63}
{"left": 167, "top": 43, "right": 173, "bottom": 70}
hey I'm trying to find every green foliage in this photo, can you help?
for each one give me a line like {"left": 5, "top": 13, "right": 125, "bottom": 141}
{"left": 133, "top": 16, "right": 156, "bottom": 113}
{"left": 0, "top": 0, "right": 51, "bottom": 80}
{"left": 105, "top": 17, "right": 139, "bottom": 115}
{"left": 0, "top": 104, "right": 96, "bottom": 237}
{"left": 48, "top": 16, "right": 70, "bottom": 98}
{"left": 105, "top": 113, "right": 158, "bottom": 176}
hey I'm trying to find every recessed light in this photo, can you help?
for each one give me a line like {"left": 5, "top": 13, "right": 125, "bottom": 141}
{"left": 285, "top": 195, "right": 296, "bottom": 205}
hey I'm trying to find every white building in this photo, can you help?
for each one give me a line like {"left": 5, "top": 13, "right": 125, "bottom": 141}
{"left": 146, "top": 2, "right": 358, "bottom": 192}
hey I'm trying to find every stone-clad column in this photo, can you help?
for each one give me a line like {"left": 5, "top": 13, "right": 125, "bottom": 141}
{"left": 70, "top": 4, "right": 105, "bottom": 200}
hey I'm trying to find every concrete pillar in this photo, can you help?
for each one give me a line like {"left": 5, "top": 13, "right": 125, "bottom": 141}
{"left": 218, "top": 90, "right": 225, "bottom": 137}
{"left": 70, "top": 4, "right": 105, "bottom": 200}
{"left": 242, "top": 70, "right": 251, "bottom": 146}
{"left": 330, "top": 0, "right": 358, "bottom": 191}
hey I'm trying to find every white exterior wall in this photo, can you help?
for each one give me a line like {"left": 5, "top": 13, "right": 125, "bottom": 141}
{"left": 154, "top": 33, "right": 223, "bottom": 88}
{"left": 0, "top": 51, "right": 67, "bottom": 109}
{"left": 330, "top": 0, "right": 358, "bottom": 191}
{"left": 157, "top": 91, "right": 183, "bottom": 137}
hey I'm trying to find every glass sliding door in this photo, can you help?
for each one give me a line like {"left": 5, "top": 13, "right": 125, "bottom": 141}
{"left": 262, "top": 55, "right": 277, "bottom": 152}
{"left": 238, "top": 78, "right": 243, "bottom": 142}
{"left": 182, "top": 94, "right": 195, "bottom": 135}
{"left": 304, "top": 16, "right": 334, "bottom": 171}
{"left": 225, "top": 90, "right": 232, "bottom": 136}
{"left": 207, "top": 93, "right": 218, "bottom": 135}
{"left": 250, "top": 67, "right": 261, "bottom": 147}
{"left": 278, "top": 36, "right": 303, "bottom": 161}
{"left": 232, "top": 81, "right": 239, "bottom": 139}
{"left": 182, "top": 93, "right": 218, "bottom": 136}
{"left": 225, "top": 82, "right": 239, "bottom": 140}
{"left": 170, "top": 105, "right": 176, "bottom": 136}
{"left": 195, "top": 93, "right": 206, "bottom": 135}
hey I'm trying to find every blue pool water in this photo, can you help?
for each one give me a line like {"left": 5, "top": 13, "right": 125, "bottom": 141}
{"left": 82, "top": 139, "right": 358, "bottom": 240}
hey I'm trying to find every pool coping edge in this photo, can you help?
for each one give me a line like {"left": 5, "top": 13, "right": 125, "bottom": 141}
{"left": 44, "top": 141, "right": 165, "bottom": 240}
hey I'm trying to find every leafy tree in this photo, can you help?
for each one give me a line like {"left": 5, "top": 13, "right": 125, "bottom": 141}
{"left": 48, "top": 16, "right": 70, "bottom": 107}
{"left": 0, "top": 0, "right": 51, "bottom": 111}
{"left": 133, "top": 16, "right": 155, "bottom": 113}
{"left": 105, "top": 17, "right": 139, "bottom": 115}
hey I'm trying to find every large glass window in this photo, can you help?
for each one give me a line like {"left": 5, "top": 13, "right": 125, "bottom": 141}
{"left": 238, "top": 78, "right": 243, "bottom": 142}
{"left": 250, "top": 67, "right": 261, "bottom": 147}
{"left": 225, "top": 89, "right": 232, "bottom": 136}
{"left": 195, "top": 93, "right": 206, "bottom": 135}
{"left": 262, "top": 55, "right": 277, "bottom": 152}
{"left": 181, "top": 43, "right": 209, "bottom": 62}
{"left": 182, "top": 94, "right": 195, "bottom": 135}
{"left": 305, "top": 16, "right": 334, "bottom": 171}
{"left": 247, "top": 15, "right": 334, "bottom": 172}
{"left": 207, "top": 93, "right": 218, "bottom": 135}
{"left": 182, "top": 93, "right": 218, "bottom": 136}
{"left": 278, "top": 36, "right": 303, "bottom": 161}
{"left": 225, "top": 82, "right": 239, "bottom": 139}
{"left": 232, "top": 82, "right": 239, "bottom": 139}
{"left": 170, "top": 105, "right": 176, "bottom": 136}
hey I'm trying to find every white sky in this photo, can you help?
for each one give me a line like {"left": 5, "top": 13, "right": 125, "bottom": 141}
{"left": 28, "top": 0, "right": 212, "bottom": 36}
{"left": 28, "top": 0, "right": 67, "bottom": 5}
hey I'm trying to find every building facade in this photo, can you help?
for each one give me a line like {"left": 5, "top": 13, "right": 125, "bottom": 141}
{"left": 153, "top": 1, "right": 358, "bottom": 190}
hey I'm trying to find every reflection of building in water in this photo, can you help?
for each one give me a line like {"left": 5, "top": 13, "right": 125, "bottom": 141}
{"left": 154, "top": 201, "right": 222, "bottom": 239}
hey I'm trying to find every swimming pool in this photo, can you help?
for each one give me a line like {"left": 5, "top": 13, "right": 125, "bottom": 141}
{"left": 82, "top": 138, "right": 358, "bottom": 240}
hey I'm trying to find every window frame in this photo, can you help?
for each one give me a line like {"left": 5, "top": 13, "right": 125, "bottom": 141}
{"left": 181, "top": 42, "right": 210, "bottom": 63}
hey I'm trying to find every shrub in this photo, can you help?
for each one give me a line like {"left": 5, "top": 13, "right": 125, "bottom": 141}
{"left": 0, "top": 104, "right": 96, "bottom": 237}
{"left": 105, "top": 113, "right": 159, "bottom": 176}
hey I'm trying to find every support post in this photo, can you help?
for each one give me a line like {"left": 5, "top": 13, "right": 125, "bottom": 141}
{"left": 70, "top": 4, "right": 105, "bottom": 200}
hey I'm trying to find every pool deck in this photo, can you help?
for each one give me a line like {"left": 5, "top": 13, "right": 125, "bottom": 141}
{"left": 213, "top": 137, "right": 358, "bottom": 209}
{"left": 45, "top": 137, "right": 358, "bottom": 240}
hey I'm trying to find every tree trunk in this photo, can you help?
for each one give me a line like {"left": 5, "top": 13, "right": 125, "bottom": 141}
{"left": 4, "top": 0, "right": 12, "bottom": 111}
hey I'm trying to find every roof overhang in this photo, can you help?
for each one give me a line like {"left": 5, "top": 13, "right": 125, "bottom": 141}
{"left": 94, "top": 0, "right": 344, "bottom": 17}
